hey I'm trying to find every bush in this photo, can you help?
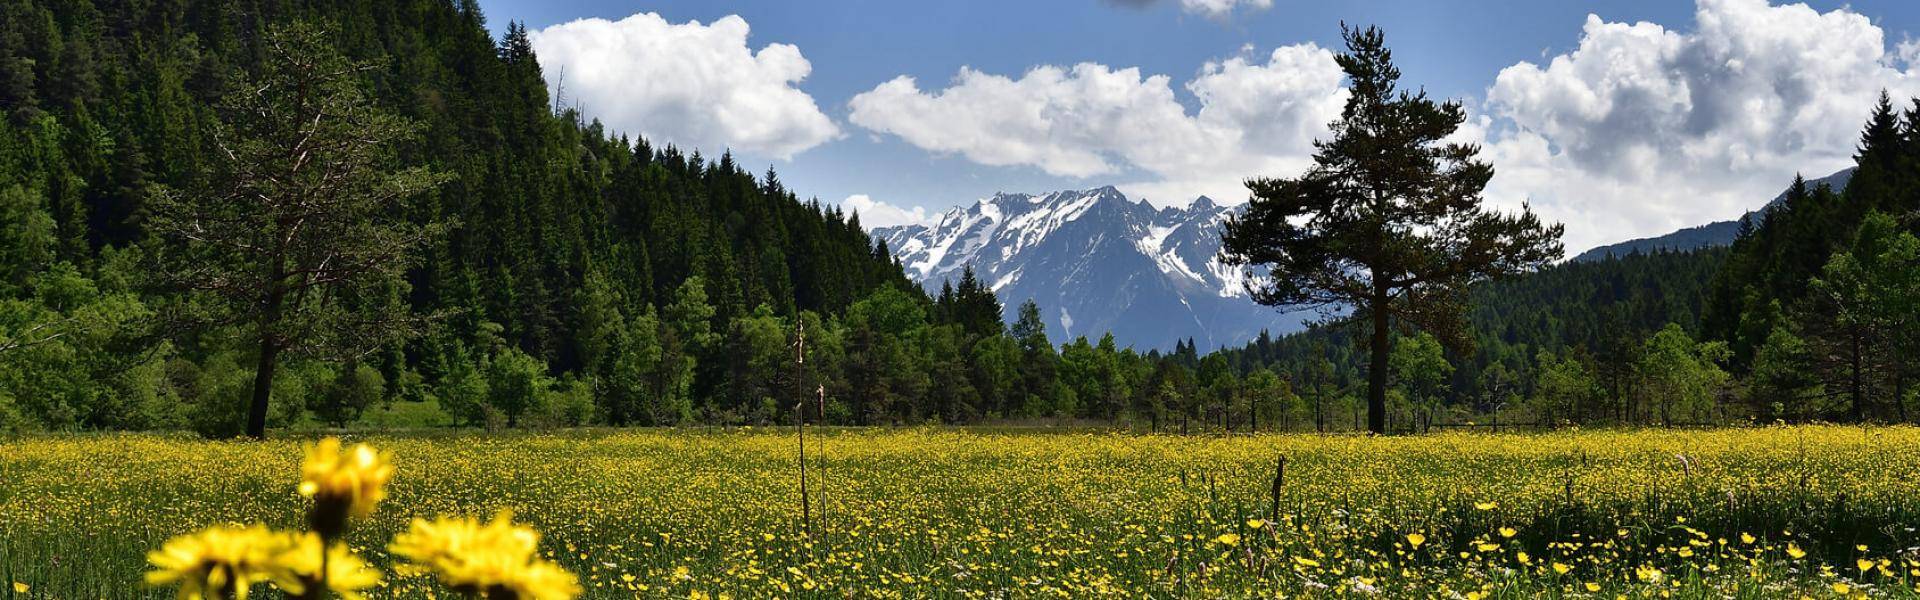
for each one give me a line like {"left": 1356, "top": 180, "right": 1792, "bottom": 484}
{"left": 312, "top": 362, "right": 385, "bottom": 428}
{"left": 535, "top": 376, "right": 593, "bottom": 428}
{"left": 484, "top": 347, "right": 551, "bottom": 428}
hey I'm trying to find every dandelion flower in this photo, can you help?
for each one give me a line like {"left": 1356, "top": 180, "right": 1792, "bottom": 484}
{"left": 272, "top": 532, "right": 381, "bottom": 600}
{"left": 299, "top": 438, "right": 394, "bottom": 522}
{"left": 146, "top": 524, "right": 293, "bottom": 600}
{"left": 390, "top": 510, "right": 579, "bottom": 599}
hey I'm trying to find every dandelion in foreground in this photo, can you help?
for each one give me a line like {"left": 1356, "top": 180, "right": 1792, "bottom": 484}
{"left": 390, "top": 510, "right": 582, "bottom": 600}
{"left": 145, "top": 524, "right": 291, "bottom": 600}
{"left": 274, "top": 532, "right": 382, "bottom": 600}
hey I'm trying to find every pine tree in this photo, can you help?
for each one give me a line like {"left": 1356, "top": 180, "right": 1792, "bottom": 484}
{"left": 1219, "top": 25, "right": 1561, "bottom": 434}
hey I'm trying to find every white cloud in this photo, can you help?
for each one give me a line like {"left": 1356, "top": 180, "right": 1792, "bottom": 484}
{"left": 1479, "top": 0, "right": 1920, "bottom": 253}
{"left": 842, "top": 194, "right": 936, "bottom": 230}
{"left": 1103, "top": 0, "right": 1272, "bottom": 20}
{"left": 528, "top": 13, "right": 840, "bottom": 159}
{"left": 848, "top": 44, "right": 1346, "bottom": 207}
{"left": 1180, "top": 0, "right": 1273, "bottom": 20}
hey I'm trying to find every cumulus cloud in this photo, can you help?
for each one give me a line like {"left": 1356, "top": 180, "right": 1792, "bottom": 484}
{"left": 528, "top": 13, "right": 840, "bottom": 159}
{"left": 1479, "top": 0, "right": 1920, "bottom": 252}
{"left": 842, "top": 194, "right": 937, "bottom": 230}
{"left": 1104, "top": 0, "right": 1273, "bottom": 20}
{"left": 1180, "top": 0, "right": 1273, "bottom": 20}
{"left": 848, "top": 44, "right": 1345, "bottom": 206}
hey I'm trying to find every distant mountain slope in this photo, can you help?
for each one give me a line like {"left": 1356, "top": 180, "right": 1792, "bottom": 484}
{"left": 1572, "top": 168, "right": 1854, "bottom": 262}
{"left": 872, "top": 187, "right": 1308, "bottom": 350}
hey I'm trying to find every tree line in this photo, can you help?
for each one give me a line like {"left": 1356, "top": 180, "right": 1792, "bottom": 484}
{"left": 5, "top": 0, "right": 1917, "bottom": 436}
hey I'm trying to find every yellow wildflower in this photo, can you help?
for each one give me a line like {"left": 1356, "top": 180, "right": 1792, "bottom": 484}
{"left": 299, "top": 437, "right": 394, "bottom": 520}
{"left": 1215, "top": 533, "right": 1241, "bottom": 546}
{"left": 1405, "top": 533, "right": 1426, "bottom": 548}
{"left": 145, "top": 524, "right": 293, "bottom": 600}
{"left": 272, "top": 533, "right": 381, "bottom": 600}
{"left": 389, "top": 510, "right": 579, "bottom": 599}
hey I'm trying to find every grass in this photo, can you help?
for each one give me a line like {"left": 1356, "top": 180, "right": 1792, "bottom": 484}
{"left": 4, "top": 425, "right": 1920, "bottom": 598}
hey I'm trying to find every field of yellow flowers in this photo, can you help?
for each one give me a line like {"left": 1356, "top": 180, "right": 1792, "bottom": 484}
{"left": 5, "top": 425, "right": 1920, "bottom": 598}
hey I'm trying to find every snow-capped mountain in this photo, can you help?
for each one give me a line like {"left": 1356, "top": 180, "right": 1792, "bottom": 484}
{"left": 870, "top": 186, "right": 1310, "bottom": 351}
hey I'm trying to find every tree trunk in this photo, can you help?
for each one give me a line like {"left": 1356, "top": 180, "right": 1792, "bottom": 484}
{"left": 1366, "top": 302, "right": 1389, "bottom": 435}
{"left": 1895, "top": 370, "right": 1908, "bottom": 423}
{"left": 247, "top": 331, "right": 279, "bottom": 439}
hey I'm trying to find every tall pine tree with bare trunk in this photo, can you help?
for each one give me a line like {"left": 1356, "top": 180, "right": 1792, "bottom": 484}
{"left": 150, "top": 23, "right": 451, "bottom": 439}
{"left": 1219, "top": 25, "right": 1561, "bottom": 434}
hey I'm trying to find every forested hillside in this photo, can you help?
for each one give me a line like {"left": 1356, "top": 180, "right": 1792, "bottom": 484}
{"left": 0, "top": 0, "right": 921, "bottom": 433}
{"left": 1213, "top": 248, "right": 1726, "bottom": 429}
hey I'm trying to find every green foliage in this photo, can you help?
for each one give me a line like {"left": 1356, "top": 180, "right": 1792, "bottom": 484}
{"left": 1636, "top": 324, "right": 1731, "bottom": 425}
{"left": 484, "top": 347, "right": 552, "bottom": 427}
{"left": 1747, "top": 327, "right": 1820, "bottom": 421}
{"left": 1390, "top": 332, "right": 1451, "bottom": 431}
{"left": 312, "top": 362, "right": 386, "bottom": 428}
{"left": 1531, "top": 349, "right": 1599, "bottom": 426}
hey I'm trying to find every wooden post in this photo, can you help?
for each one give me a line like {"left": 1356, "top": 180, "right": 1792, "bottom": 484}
{"left": 797, "top": 401, "right": 810, "bottom": 536}
{"left": 794, "top": 319, "right": 812, "bottom": 537}
{"left": 1269, "top": 455, "right": 1287, "bottom": 521}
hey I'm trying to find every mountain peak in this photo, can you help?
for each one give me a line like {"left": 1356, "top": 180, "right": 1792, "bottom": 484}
{"left": 872, "top": 183, "right": 1307, "bottom": 349}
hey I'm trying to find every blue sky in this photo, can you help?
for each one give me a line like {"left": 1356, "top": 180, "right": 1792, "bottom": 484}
{"left": 475, "top": 0, "right": 1920, "bottom": 253}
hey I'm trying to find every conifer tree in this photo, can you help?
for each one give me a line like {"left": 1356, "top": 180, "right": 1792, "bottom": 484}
{"left": 1220, "top": 25, "right": 1561, "bottom": 434}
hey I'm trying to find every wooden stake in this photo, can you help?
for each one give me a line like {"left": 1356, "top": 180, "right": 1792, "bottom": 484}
{"left": 1269, "top": 455, "right": 1287, "bottom": 521}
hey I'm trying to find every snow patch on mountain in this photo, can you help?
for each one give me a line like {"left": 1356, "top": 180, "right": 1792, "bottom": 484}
{"left": 873, "top": 186, "right": 1308, "bottom": 350}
